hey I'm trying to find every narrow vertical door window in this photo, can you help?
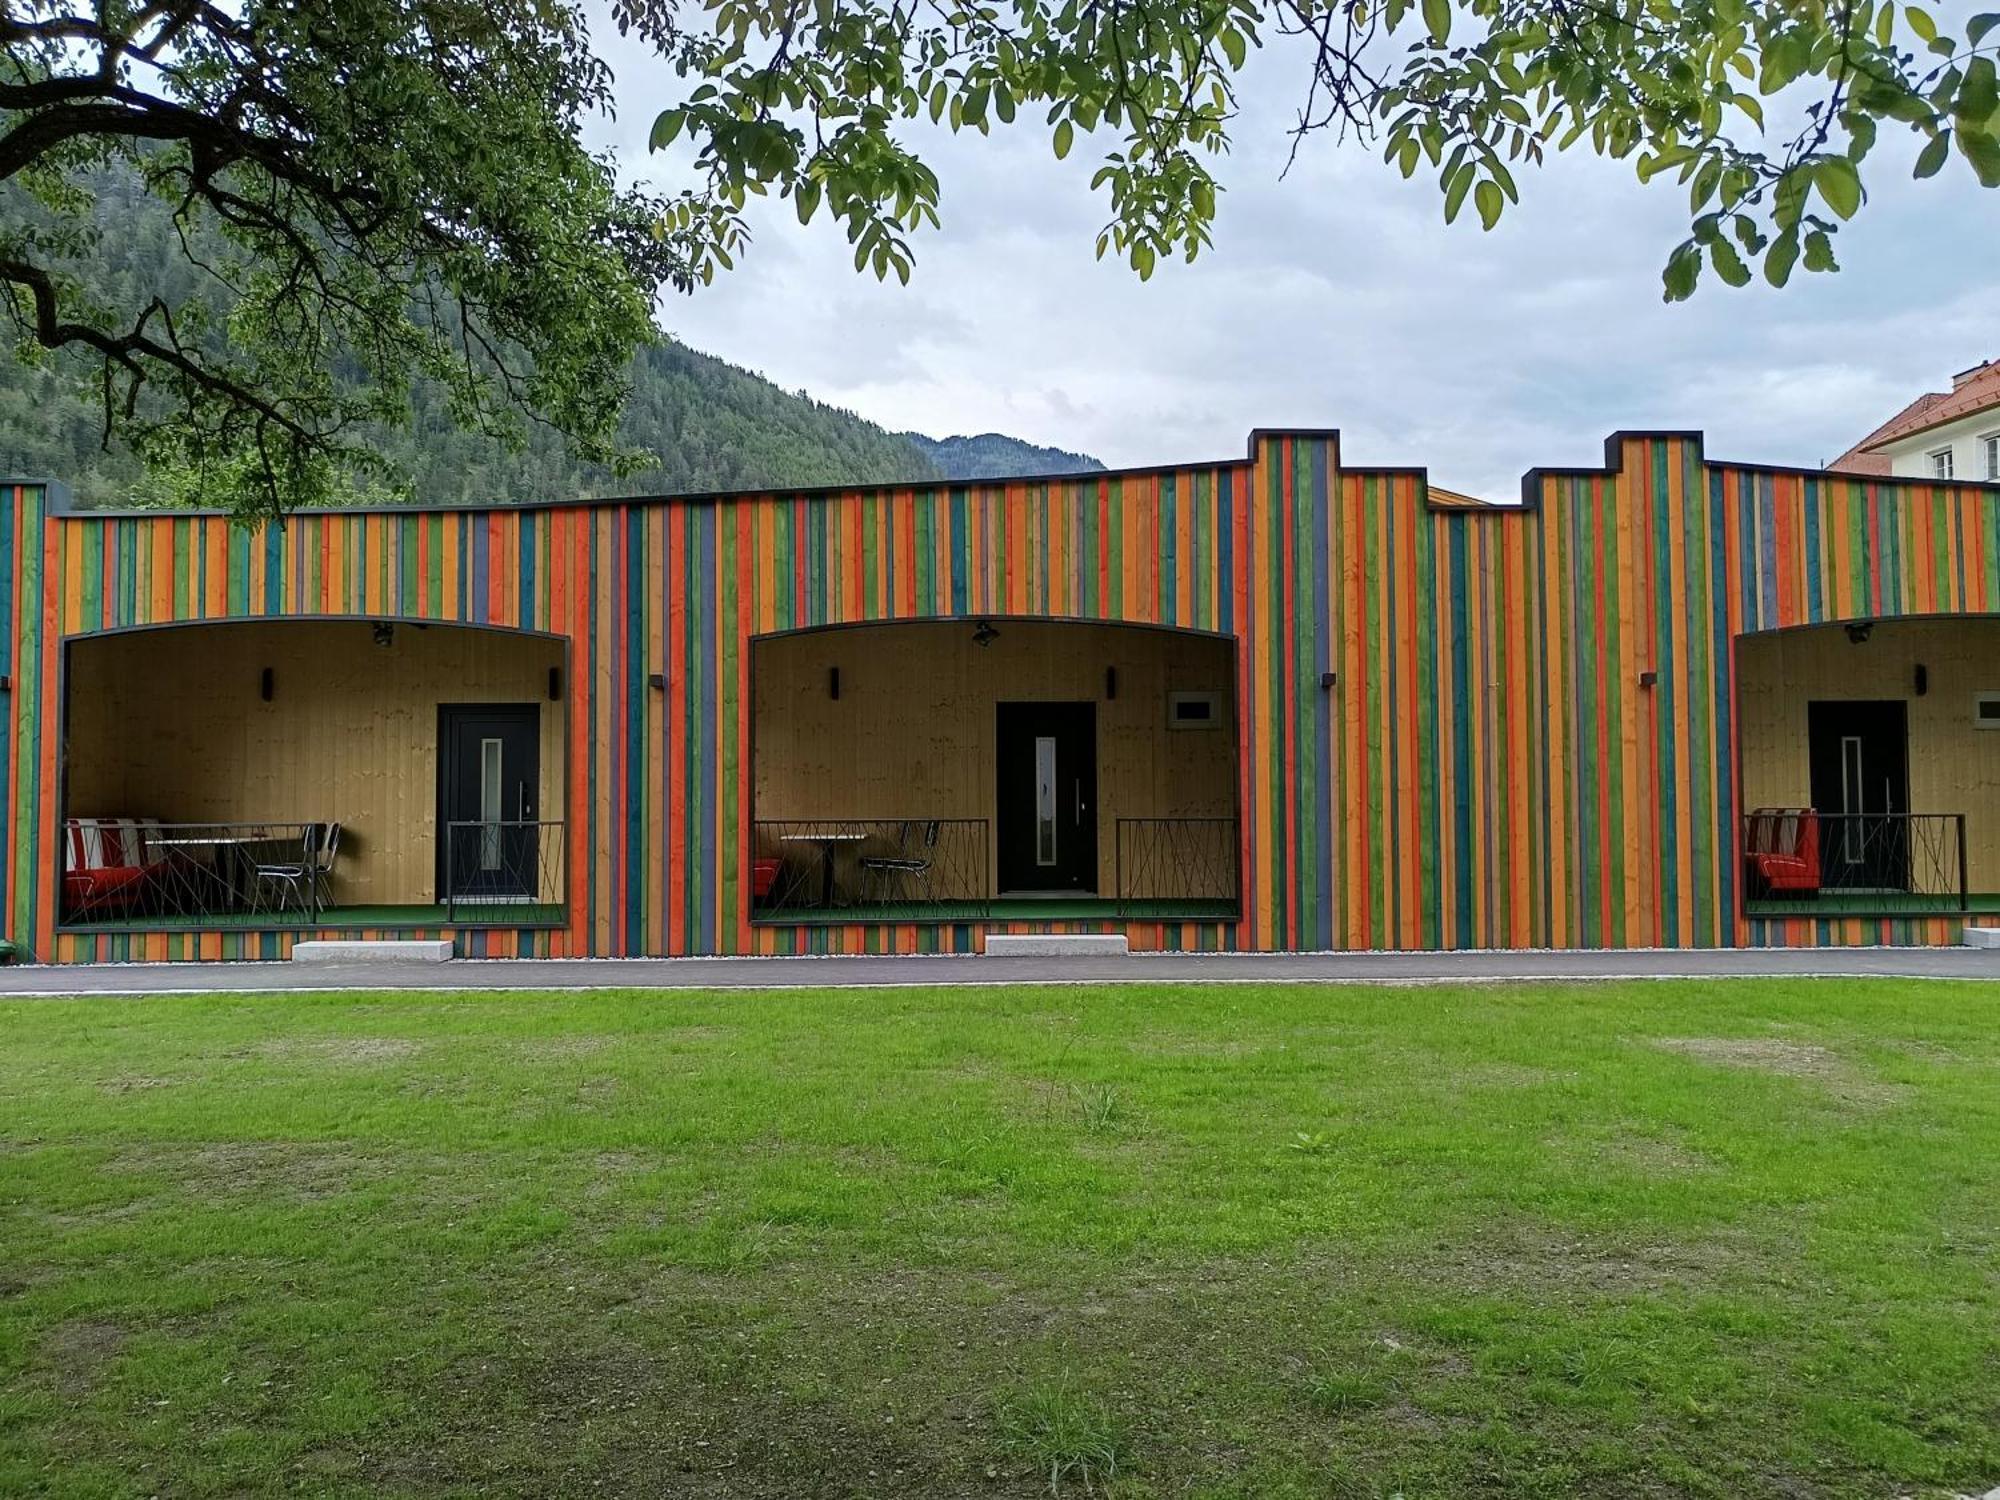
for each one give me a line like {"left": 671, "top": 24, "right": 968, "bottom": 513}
{"left": 1840, "top": 734, "right": 1862, "bottom": 862}
{"left": 1035, "top": 735, "right": 1057, "bottom": 866}
{"left": 480, "top": 737, "right": 503, "bottom": 871}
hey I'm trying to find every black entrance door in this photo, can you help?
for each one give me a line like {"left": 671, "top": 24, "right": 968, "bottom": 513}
{"left": 438, "top": 704, "right": 541, "bottom": 900}
{"left": 996, "top": 702, "right": 1097, "bottom": 893}
{"left": 1807, "top": 700, "right": 1910, "bottom": 891}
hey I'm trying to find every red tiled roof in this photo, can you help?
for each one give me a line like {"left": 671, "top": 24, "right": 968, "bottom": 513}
{"left": 1828, "top": 446, "right": 1893, "bottom": 477}
{"left": 1830, "top": 359, "right": 2000, "bottom": 474}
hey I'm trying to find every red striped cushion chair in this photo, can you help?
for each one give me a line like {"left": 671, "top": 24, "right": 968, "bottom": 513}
{"left": 62, "top": 817, "right": 160, "bottom": 916}
{"left": 1745, "top": 807, "right": 1820, "bottom": 895}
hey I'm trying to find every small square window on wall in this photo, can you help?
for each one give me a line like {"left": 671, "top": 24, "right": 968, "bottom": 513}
{"left": 1984, "top": 433, "right": 2000, "bottom": 482}
{"left": 1930, "top": 446, "right": 1955, "bottom": 480}
{"left": 1974, "top": 692, "right": 2000, "bottom": 729}
{"left": 1167, "top": 690, "right": 1222, "bottom": 730}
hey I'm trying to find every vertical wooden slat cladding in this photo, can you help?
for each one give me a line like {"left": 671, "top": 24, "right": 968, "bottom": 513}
{"left": 10, "top": 434, "right": 2000, "bottom": 960}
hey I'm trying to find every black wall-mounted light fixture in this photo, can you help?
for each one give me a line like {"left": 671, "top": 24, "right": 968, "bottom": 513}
{"left": 829, "top": 666, "right": 841, "bottom": 701}
{"left": 260, "top": 667, "right": 274, "bottom": 702}
{"left": 1845, "top": 620, "right": 1874, "bottom": 645}
{"left": 372, "top": 621, "right": 395, "bottom": 649}
{"left": 1105, "top": 666, "right": 1118, "bottom": 701}
{"left": 972, "top": 619, "right": 999, "bottom": 648}
{"left": 1638, "top": 669, "right": 1659, "bottom": 688}
{"left": 648, "top": 672, "right": 667, "bottom": 691}
{"left": 1914, "top": 663, "right": 1929, "bottom": 697}
{"left": 1320, "top": 671, "right": 1337, "bottom": 690}
{"left": 549, "top": 666, "right": 563, "bottom": 702}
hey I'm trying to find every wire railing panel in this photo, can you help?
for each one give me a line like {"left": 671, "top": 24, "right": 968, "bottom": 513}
{"left": 1115, "top": 817, "right": 1241, "bottom": 915}
{"left": 1741, "top": 809, "right": 1968, "bottom": 912}
{"left": 62, "top": 819, "right": 338, "bottom": 927}
{"left": 442, "top": 820, "right": 567, "bottom": 924}
{"left": 59, "top": 817, "right": 570, "bottom": 929}
{"left": 750, "top": 819, "right": 990, "bottom": 918}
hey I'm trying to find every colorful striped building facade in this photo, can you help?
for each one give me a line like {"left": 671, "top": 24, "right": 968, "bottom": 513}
{"left": 7, "top": 428, "right": 1997, "bottom": 963}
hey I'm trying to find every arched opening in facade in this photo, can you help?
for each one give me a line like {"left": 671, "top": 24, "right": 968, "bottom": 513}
{"left": 59, "top": 618, "right": 568, "bottom": 930}
{"left": 748, "top": 617, "right": 1240, "bottom": 922}
{"left": 1736, "top": 615, "right": 2000, "bottom": 918}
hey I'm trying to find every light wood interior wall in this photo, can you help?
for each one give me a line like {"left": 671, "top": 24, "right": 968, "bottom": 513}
{"left": 65, "top": 621, "right": 564, "bottom": 905}
{"left": 1737, "top": 618, "right": 2000, "bottom": 889}
{"left": 752, "top": 619, "right": 1237, "bottom": 893}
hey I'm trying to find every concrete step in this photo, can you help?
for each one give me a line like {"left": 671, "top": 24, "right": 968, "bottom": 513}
{"left": 1962, "top": 926, "right": 2000, "bottom": 949}
{"left": 983, "top": 933, "right": 1129, "bottom": 957}
{"left": 291, "top": 939, "right": 455, "bottom": 964}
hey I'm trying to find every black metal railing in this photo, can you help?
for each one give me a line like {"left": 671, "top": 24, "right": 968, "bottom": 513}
{"left": 1741, "top": 810, "right": 1967, "bottom": 912}
{"left": 750, "top": 819, "right": 990, "bottom": 918}
{"left": 61, "top": 820, "right": 339, "bottom": 927}
{"left": 1115, "top": 817, "right": 1240, "bottom": 915}
{"left": 442, "top": 820, "right": 567, "bottom": 923}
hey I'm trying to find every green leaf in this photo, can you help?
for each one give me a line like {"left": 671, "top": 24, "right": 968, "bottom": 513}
{"left": 1763, "top": 231, "right": 1799, "bottom": 287}
{"left": 1907, "top": 5, "right": 1938, "bottom": 43}
{"left": 1761, "top": 32, "right": 1805, "bottom": 91}
{"left": 1957, "top": 56, "right": 2000, "bottom": 124}
{"left": 1474, "top": 178, "right": 1504, "bottom": 229}
{"left": 1422, "top": 0, "right": 1451, "bottom": 45}
{"left": 1914, "top": 132, "right": 1951, "bottom": 177}
{"left": 1959, "top": 124, "right": 2000, "bottom": 185}
{"left": 1971, "top": 13, "right": 2000, "bottom": 44}
{"left": 1442, "top": 163, "right": 1474, "bottom": 223}
{"left": 649, "top": 110, "right": 685, "bottom": 150}
{"left": 1803, "top": 229, "right": 1839, "bottom": 272}
{"left": 1815, "top": 157, "right": 1863, "bottom": 218}
{"left": 1662, "top": 241, "right": 1701, "bottom": 301}
{"left": 1053, "top": 119, "right": 1075, "bottom": 159}
{"left": 1220, "top": 26, "right": 1247, "bottom": 68}
{"left": 1709, "top": 235, "right": 1751, "bottom": 286}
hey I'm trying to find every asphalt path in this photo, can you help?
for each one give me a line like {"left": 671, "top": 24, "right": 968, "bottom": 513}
{"left": 3, "top": 945, "right": 1997, "bottom": 995}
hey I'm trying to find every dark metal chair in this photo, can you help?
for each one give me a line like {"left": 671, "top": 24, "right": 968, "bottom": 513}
{"left": 253, "top": 823, "right": 336, "bottom": 918}
{"left": 858, "top": 820, "right": 940, "bottom": 905}
{"left": 310, "top": 821, "right": 343, "bottom": 911}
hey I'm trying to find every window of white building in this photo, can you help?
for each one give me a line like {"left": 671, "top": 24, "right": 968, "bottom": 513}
{"left": 1930, "top": 446, "right": 1955, "bottom": 480}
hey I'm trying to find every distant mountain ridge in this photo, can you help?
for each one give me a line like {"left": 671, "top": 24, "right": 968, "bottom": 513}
{"left": 1, "top": 162, "right": 1105, "bottom": 508}
{"left": 902, "top": 431, "right": 1104, "bottom": 481}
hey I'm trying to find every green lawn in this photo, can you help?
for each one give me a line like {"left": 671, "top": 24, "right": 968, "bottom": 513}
{"left": 3, "top": 981, "right": 1998, "bottom": 1498}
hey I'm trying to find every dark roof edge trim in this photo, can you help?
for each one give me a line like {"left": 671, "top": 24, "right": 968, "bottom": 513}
{"left": 29, "top": 427, "right": 2000, "bottom": 523}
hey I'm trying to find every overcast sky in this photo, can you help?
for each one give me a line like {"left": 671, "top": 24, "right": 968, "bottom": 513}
{"left": 584, "top": 11, "right": 2000, "bottom": 499}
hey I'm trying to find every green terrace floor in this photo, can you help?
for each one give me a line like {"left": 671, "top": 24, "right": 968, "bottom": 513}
{"left": 1744, "top": 891, "right": 2000, "bottom": 918}
{"left": 63, "top": 902, "right": 567, "bottom": 933}
{"left": 752, "top": 897, "right": 1239, "bottom": 925}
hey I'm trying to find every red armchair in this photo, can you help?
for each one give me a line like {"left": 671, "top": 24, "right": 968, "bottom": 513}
{"left": 62, "top": 818, "right": 164, "bottom": 916}
{"left": 1744, "top": 808, "right": 1820, "bottom": 896}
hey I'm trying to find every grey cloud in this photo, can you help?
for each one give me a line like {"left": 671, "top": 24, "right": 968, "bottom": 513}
{"left": 586, "top": 5, "right": 2000, "bottom": 498}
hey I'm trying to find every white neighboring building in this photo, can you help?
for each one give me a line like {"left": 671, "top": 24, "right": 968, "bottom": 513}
{"left": 1831, "top": 358, "right": 2000, "bottom": 482}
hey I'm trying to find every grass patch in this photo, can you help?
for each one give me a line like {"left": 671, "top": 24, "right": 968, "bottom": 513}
{"left": 1305, "top": 1370, "right": 1390, "bottom": 1414}
{"left": 997, "top": 1376, "right": 1127, "bottom": 1492}
{"left": 1, "top": 979, "right": 1998, "bottom": 1496}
